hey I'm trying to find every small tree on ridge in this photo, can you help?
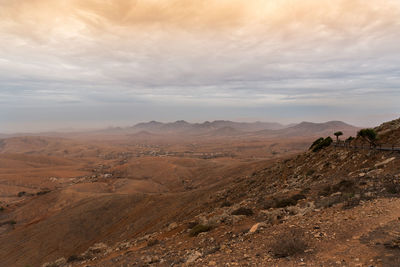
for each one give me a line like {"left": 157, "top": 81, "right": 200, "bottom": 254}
{"left": 334, "top": 131, "right": 343, "bottom": 142}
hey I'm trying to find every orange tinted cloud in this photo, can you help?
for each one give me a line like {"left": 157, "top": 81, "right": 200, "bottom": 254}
{"left": 2, "top": 0, "right": 400, "bottom": 35}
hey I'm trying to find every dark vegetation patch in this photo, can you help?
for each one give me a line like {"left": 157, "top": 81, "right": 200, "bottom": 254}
{"left": 384, "top": 180, "right": 400, "bottom": 195}
{"left": 17, "top": 191, "right": 27, "bottom": 197}
{"left": 231, "top": 207, "right": 253, "bottom": 216}
{"left": 0, "top": 220, "right": 16, "bottom": 226}
{"left": 274, "top": 198, "right": 297, "bottom": 208}
{"left": 306, "top": 169, "right": 315, "bottom": 176}
{"left": 147, "top": 239, "right": 159, "bottom": 247}
{"left": 309, "top": 138, "right": 324, "bottom": 150}
{"left": 67, "top": 255, "right": 82, "bottom": 263}
{"left": 270, "top": 229, "right": 308, "bottom": 258}
{"left": 261, "top": 198, "right": 276, "bottom": 209}
{"left": 291, "top": 193, "right": 306, "bottom": 201}
{"left": 189, "top": 224, "right": 212, "bottom": 237}
{"left": 262, "top": 194, "right": 306, "bottom": 209}
{"left": 220, "top": 201, "right": 232, "bottom": 208}
{"left": 315, "top": 195, "right": 346, "bottom": 209}
{"left": 315, "top": 179, "right": 372, "bottom": 210}
{"left": 36, "top": 189, "right": 51, "bottom": 196}
{"left": 384, "top": 237, "right": 400, "bottom": 249}
{"left": 187, "top": 221, "right": 198, "bottom": 229}
{"left": 300, "top": 188, "right": 311, "bottom": 195}
{"left": 319, "top": 185, "right": 332, "bottom": 197}
{"left": 263, "top": 193, "right": 307, "bottom": 209}
{"left": 342, "top": 197, "right": 361, "bottom": 210}
{"left": 310, "top": 137, "right": 333, "bottom": 152}
{"left": 318, "top": 179, "right": 358, "bottom": 197}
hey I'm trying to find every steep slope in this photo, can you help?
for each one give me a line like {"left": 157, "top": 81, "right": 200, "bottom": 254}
{"left": 374, "top": 117, "right": 400, "bottom": 144}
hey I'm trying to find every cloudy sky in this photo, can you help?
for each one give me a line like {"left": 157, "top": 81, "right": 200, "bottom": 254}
{"left": 1, "top": 0, "right": 399, "bottom": 132}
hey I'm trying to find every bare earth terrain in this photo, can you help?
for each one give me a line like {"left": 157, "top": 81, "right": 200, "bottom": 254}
{"left": 1, "top": 119, "right": 400, "bottom": 267}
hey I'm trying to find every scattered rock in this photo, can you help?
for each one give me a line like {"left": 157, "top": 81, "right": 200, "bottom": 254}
{"left": 168, "top": 222, "right": 178, "bottom": 231}
{"left": 375, "top": 157, "right": 395, "bottom": 168}
{"left": 42, "top": 257, "right": 66, "bottom": 267}
{"left": 249, "top": 222, "right": 266, "bottom": 233}
{"left": 186, "top": 251, "right": 202, "bottom": 263}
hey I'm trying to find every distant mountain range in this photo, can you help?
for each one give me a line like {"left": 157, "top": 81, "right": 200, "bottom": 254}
{"left": 123, "top": 120, "right": 359, "bottom": 138}
{"left": 130, "top": 120, "right": 286, "bottom": 135}
{"left": 0, "top": 120, "right": 360, "bottom": 139}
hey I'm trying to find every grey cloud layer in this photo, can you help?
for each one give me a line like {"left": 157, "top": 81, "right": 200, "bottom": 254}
{"left": 0, "top": 0, "right": 399, "bottom": 131}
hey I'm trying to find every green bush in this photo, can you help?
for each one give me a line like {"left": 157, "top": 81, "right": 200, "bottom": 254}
{"left": 357, "top": 128, "right": 377, "bottom": 145}
{"left": 310, "top": 137, "right": 333, "bottom": 152}
{"left": 189, "top": 224, "right": 212, "bottom": 237}
{"left": 309, "top": 137, "right": 324, "bottom": 150}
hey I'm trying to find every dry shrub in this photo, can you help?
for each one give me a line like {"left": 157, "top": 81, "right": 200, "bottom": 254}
{"left": 220, "top": 201, "right": 232, "bottom": 208}
{"left": 231, "top": 207, "right": 253, "bottom": 216}
{"left": 274, "top": 197, "right": 298, "bottom": 208}
{"left": 262, "top": 194, "right": 305, "bottom": 210}
{"left": 189, "top": 224, "right": 212, "bottom": 237}
{"left": 270, "top": 229, "right": 308, "bottom": 258}
{"left": 342, "top": 197, "right": 361, "bottom": 210}
{"left": 67, "top": 255, "right": 82, "bottom": 262}
{"left": 385, "top": 181, "right": 400, "bottom": 194}
{"left": 147, "top": 239, "right": 159, "bottom": 247}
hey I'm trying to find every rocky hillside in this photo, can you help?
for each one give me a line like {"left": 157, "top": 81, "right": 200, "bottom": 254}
{"left": 35, "top": 118, "right": 400, "bottom": 267}
{"left": 374, "top": 117, "right": 400, "bottom": 144}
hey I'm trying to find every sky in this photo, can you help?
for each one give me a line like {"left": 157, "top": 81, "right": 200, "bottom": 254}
{"left": 0, "top": 0, "right": 399, "bottom": 133}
